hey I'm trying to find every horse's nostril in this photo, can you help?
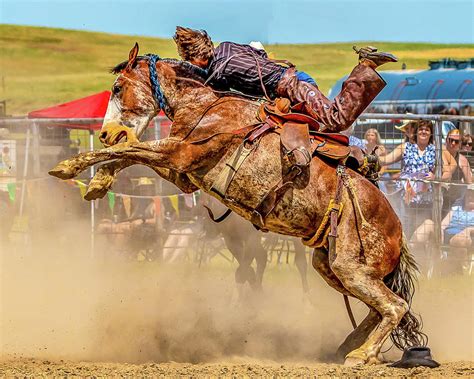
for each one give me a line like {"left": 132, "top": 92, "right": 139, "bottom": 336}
{"left": 100, "top": 131, "right": 108, "bottom": 141}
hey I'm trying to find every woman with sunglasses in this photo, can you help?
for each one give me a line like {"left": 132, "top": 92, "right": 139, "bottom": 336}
{"left": 461, "top": 134, "right": 473, "bottom": 152}
{"left": 442, "top": 129, "right": 473, "bottom": 217}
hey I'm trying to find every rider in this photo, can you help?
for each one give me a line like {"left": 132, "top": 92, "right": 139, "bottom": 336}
{"left": 173, "top": 26, "right": 397, "bottom": 134}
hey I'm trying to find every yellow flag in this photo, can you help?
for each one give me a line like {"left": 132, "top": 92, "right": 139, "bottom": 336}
{"left": 122, "top": 195, "right": 131, "bottom": 217}
{"left": 170, "top": 194, "right": 179, "bottom": 216}
{"left": 76, "top": 180, "right": 87, "bottom": 198}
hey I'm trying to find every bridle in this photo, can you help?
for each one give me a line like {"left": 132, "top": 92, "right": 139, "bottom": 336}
{"left": 145, "top": 54, "right": 169, "bottom": 115}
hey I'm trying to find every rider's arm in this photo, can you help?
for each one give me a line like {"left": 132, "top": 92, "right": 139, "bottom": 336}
{"left": 206, "top": 53, "right": 232, "bottom": 91}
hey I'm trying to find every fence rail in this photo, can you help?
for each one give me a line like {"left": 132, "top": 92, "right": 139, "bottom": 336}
{"left": 1, "top": 113, "right": 472, "bottom": 275}
{"left": 1, "top": 113, "right": 473, "bottom": 125}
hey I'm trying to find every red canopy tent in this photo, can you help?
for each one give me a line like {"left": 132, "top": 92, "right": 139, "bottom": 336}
{"left": 28, "top": 91, "right": 111, "bottom": 130}
{"left": 27, "top": 91, "right": 171, "bottom": 135}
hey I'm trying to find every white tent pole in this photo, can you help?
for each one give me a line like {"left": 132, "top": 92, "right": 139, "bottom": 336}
{"left": 19, "top": 126, "right": 31, "bottom": 217}
{"left": 89, "top": 130, "right": 95, "bottom": 258}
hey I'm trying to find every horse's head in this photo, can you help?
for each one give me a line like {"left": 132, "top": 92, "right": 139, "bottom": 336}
{"left": 100, "top": 43, "right": 164, "bottom": 146}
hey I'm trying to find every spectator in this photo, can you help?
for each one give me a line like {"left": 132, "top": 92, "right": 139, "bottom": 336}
{"left": 97, "top": 177, "right": 160, "bottom": 260}
{"left": 363, "top": 128, "right": 388, "bottom": 187}
{"left": 379, "top": 120, "right": 436, "bottom": 238}
{"left": 162, "top": 195, "right": 200, "bottom": 263}
{"left": 461, "top": 134, "right": 473, "bottom": 152}
{"left": 411, "top": 188, "right": 474, "bottom": 274}
{"left": 386, "top": 120, "right": 417, "bottom": 185}
{"left": 443, "top": 188, "right": 474, "bottom": 249}
{"left": 364, "top": 128, "right": 387, "bottom": 156}
{"left": 442, "top": 129, "right": 473, "bottom": 217}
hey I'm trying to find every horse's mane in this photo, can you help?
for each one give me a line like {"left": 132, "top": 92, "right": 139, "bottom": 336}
{"left": 111, "top": 56, "right": 263, "bottom": 101}
{"left": 110, "top": 56, "right": 207, "bottom": 83}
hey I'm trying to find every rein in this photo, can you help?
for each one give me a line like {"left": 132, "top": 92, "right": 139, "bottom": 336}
{"left": 181, "top": 97, "right": 260, "bottom": 143}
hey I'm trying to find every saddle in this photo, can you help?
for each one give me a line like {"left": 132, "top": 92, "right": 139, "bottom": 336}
{"left": 255, "top": 98, "right": 351, "bottom": 166}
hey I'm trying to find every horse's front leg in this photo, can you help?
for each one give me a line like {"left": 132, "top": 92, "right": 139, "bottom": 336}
{"left": 49, "top": 142, "right": 135, "bottom": 180}
{"left": 84, "top": 160, "right": 131, "bottom": 200}
{"left": 85, "top": 160, "right": 198, "bottom": 200}
{"left": 49, "top": 139, "right": 189, "bottom": 180}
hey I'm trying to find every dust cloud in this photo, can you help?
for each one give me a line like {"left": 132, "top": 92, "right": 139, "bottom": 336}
{"left": 1, "top": 196, "right": 472, "bottom": 365}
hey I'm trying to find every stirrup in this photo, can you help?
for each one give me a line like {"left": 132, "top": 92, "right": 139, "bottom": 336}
{"left": 287, "top": 146, "right": 311, "bottom": 167}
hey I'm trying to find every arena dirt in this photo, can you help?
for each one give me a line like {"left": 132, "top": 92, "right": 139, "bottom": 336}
{"left": 1, "top": 208, "right": 473, "bottom": 377}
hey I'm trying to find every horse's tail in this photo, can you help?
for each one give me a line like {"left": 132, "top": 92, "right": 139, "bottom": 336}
{"left": 384, "top": 234, "right": 428, "bottom": 350}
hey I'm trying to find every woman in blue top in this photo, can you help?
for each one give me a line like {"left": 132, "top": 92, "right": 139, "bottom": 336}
{"left": 410, "top": 188, "right": 473, "bottom": 274}
{"left": 442, "top": 189, "right": 474, "bottom": 247}
{"left": 380, "top": 120, "right": 436, "bottom": 237}
{"left": 412, "top": 188, "right": 474, "bottom": 249}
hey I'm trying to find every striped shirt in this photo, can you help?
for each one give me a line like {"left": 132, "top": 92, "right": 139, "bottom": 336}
{"left": 207, "top": 42, "right": 287, "bottom": 98}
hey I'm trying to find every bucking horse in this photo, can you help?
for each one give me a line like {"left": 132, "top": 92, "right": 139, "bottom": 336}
{"left": 50, "top": 43, "right": 428, "bottom": 365}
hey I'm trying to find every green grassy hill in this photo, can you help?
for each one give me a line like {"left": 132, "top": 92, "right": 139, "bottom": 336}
{"left": 1, "top": 24, "right": 473, "bottom": 116}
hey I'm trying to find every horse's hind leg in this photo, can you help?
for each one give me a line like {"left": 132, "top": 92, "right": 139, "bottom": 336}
{"left": 224, "top": 235, "right": 257, "bottom": 291}
{"left": 331, "top": 254, "right": 408, "bottom": 365}
{"left": 336, "top": 307, "right": 381, "bottom": 362}
{"left": 253, "top": 237, "right": 267, "bottom": 291}
{"left": 312, "top": 247, "right": 382, "bottom": 361}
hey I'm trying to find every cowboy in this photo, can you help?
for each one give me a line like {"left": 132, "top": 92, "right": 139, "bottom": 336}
{"left": 173, "top": 26, "right": 397, "bottom": 133}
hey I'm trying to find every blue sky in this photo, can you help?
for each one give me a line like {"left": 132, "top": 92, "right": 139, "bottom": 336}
{"left": 1, "top": 0, "right": 473, "bottom": 44}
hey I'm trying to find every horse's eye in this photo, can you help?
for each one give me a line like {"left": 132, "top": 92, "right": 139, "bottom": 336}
{"left": 112, "top": 85, "right": 121, "bottom": 95}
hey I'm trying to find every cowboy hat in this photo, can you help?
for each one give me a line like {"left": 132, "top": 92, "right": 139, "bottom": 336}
{"left": 249, "top": 41, "right": 265, "bottom": 51}
{"left": 390, "top": 346, "right": 440, "bottom": 369}
{"left": 394, "top": 113, "right": 417, "bottom": 132}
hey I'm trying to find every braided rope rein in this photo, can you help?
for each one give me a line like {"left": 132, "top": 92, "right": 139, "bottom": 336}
{"left": 145, "top": 54, "right": 167, "bottom": 112}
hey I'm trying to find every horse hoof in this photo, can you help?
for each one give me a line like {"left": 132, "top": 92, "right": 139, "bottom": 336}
{"left": 344, "top": 357, "right": 365, "bottom": 367}
{"left": 84, "top": 185, "right": 109, "bottom": 200}
{"left": 84, "top": 172, "right": 115, "bottom": 200}
{"left": 345, "top": 348, "right": 369, "bottom": 366}
{"left": 48, "top": 165, "right": 75, "bottom": 180}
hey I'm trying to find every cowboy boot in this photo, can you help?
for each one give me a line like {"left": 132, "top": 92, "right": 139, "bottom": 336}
{"left": 353, "top": 45, "right": 398, "bottom": 68}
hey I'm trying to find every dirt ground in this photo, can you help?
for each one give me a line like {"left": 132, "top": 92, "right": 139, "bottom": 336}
{"left": 0, "top": 357, "right": 472, "bottom": 377}
{"left": 1, "top": 212, "right": 473, "bottom": 377}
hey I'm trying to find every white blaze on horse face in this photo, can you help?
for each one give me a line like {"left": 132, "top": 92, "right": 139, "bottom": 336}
{"left": 102, "top": 75, "right": 156, "bottom": 141}
{"left": 102, "top": 95, "right": 122, "bottom": 130}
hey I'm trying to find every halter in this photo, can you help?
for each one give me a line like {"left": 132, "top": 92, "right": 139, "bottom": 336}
{"left": 145, "top": 54, "right": 168, "bottom": 112}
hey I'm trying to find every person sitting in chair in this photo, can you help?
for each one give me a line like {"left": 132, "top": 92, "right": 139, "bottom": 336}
{"left": 173, "top": 26, "right": 397, "bottom": 134}
{"left": 411, "top": 188, "right": 474, "bottom": 274}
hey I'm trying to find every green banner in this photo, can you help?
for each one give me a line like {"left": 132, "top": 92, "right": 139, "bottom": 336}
{"left": 6, "top": 182, "right": 16, "bottom": 202}
{"left": 107, "top": 191, "right": 116, "bottom": 213}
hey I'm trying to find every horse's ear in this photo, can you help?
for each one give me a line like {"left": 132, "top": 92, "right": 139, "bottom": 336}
{"left": 126, "top": 42, "right": 139, "bottom": 71}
